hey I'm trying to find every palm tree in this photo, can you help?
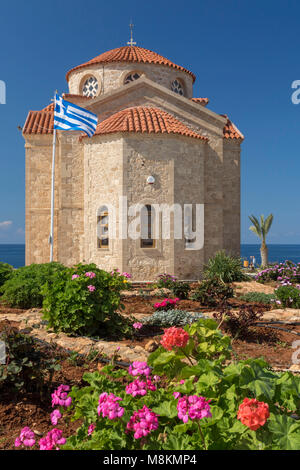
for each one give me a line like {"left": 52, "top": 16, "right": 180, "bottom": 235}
{"left": 249, "top": 214, "right": 273, "bottom": 267}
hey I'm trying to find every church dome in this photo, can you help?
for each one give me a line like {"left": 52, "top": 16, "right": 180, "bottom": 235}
{"left": 66, "top": 46, "right": 196, "bottom": 83}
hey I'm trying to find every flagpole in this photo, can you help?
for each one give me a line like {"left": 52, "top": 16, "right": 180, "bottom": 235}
{"left": 49, "top": 90, "right": 57, "bottom": 262}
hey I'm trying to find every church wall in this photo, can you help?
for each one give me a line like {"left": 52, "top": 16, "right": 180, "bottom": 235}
{"left": 123, "top": 134, "right": 206, "bottom": 280}
{"left": 82, "top": 135, "right": 124, "bottom": 272}
{"left": 173, "top": 138, "right": 205, "bottom": 279}
{"left": 222, "top": 139, "right": 241, "bottom": 256}
{"left": 68, "top": 62, "right": 193, "bottom": 100}
{"left": 56, "top": 132, "right": 84, "bottom": 266}
{"left": 25, "top": 135, "right": 58, "bottom": 265}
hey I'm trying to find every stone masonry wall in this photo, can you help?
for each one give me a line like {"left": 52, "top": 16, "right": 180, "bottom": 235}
{"left": 56, "top": 132, "right": 84, "bottom": 266}
{"left": 123, "top": 134, "right": 206, "bottom": 280}
{"left": 68, "top": 62, "right": 194, "bottom": 100}
{"left": 25, "top": 135, "right": 58, "bottom": 265}
{"left": 82, "top": 135, "right": 124, "bottom": 272}
{"left": 222, "top": 139, "right": 241, "bottom": 256}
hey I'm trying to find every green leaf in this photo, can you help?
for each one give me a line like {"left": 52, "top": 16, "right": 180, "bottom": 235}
{"left": 152, "top": 400, "right": 178, "bottom": 419}
{"left": 268, "top": 414, "right": 300, "bottom": 450}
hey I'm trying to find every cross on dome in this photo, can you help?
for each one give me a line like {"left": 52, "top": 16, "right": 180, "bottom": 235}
{"left": 127, "top": 22, "right": 136, "bottom": 47}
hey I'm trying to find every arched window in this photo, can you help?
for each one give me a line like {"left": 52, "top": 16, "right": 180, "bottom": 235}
{"left": 141, "top": 205, "right": 155, "bottom": 248}
{"left": 171, "top": 79, "right": 184, "bottom": 96}
{"left": 124, "top": 72, "right": 141, "bottom": 85}
{"left": 82, "top": 76, "right": 99, "bottom": 97}
{"left": 97, "top": 206, "right": 109, "bottom": 248}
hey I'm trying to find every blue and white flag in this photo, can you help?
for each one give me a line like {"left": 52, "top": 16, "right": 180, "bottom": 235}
{"left": 54, "top": 94, "right": 98, "bottom": 137}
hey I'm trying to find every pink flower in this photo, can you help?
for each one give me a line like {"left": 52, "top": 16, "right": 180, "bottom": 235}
{"left": 39, "top": 429, "right": 66, "bottom": 450}
{"left": 15, "top": 427, "right": 36, "bottom": 448}
{"left": 50, "top": 409, "right": 62, "bottom": 426}
{"left": 126, "top": 406, "right": 159, "bottom": 439}
{"left": 72, "top": 274, "right": 79, "bottom": 280}
{"left": 88, "top": 424, "right": 96, "bottom": 436}
{"left": 97, "top": 393, "right": 124, "bottom": 420}
{"left": 128, "top": 361, "right": 152, "bottom": 377}
{"left": 87, "top": 285, "right": 96, "bottom": 292}
{"left": 173, "top": 392, "right": 181, "bottom": 399}
{"left": 133, "top": 322, "right": 143, "bottom": 330}
{"left": 126, "top": 378, "right": 156, "bottom": 397}
{"left": 153, "top": 375, "right": 161, "bottom": 382}
{"left": 51, "top": 385, "right": 72, "bottom": 408}
{"left": 122, "top": 272, "right": 132, "bottom": 279}
{"left": 177, "top": 395, "right": 212, "bottom": 423}
{"left": 154, "top": 298, "right": 179, "bottom": 310}
{"left": 85, "top": 272, "right": 96, "bottom": 278}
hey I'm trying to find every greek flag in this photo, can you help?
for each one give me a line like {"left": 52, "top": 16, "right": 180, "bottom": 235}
{"left": 54, "top": 94, "right": 98, "bottom": 137}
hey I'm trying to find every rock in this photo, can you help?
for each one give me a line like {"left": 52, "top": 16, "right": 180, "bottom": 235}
{"left": 145, "top": 340, "right": 159, "bottom": 352}
{"left": 289, "top": 364, "right": 300, "bottom": 372}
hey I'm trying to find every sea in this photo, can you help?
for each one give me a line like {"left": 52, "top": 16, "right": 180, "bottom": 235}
{"left": 1, "top": 244, "right": 300, "bottom": 269}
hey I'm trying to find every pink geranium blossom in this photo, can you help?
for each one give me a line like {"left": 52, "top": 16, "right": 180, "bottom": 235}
{"left": 128, "top": 361, "right": 152, "bottom": 377}
{"left": 85, "top": 272, "right": 96, "bottom": 278}
{"left": 50, "top": 409, "right": 62, "bottom": 426}
{"left": 177, "top": 395, "right": 212, "bottom": 423}
{"left": 51, "top": 385, "right": 72, "bottom": 408}
{"left": 87, "top": 285, "right": 96, "bottom": 292}
{"left": 126, "top": 406, "right": 159, "bottom": 439}
{"left": 97, "top": 393, "right": 124, "bottom": 420}
{"left": 15, "top": 427, "right": 36, "bottom": 448}
{"left": 126, "top": 378, "right": 156, "bottom": 397}
{"left": 133, "top": 322, "right": 143, "bottom": 330}
{"left": 72, "top": 274, "right": 79, "bottom": 280}
{"left": 88, "top": 424, "right": 96, "bottom": 436}
{"left": 39, "top": 429, "right": 66, "bottom": 450}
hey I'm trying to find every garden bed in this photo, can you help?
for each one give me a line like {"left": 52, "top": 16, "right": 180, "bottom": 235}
{"left": 0, "top": 320, "right": 102, "bottom": 450}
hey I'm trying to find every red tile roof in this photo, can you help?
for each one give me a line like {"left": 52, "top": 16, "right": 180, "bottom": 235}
{"left": 221, "top": 114, "right": 244, "bottom": 140}
{"left": 23, "top": 102, "right": 242, "bottom": 143}
{"left": 88, "top": 107, "right": 207, "bottom": 141}
{"left": 23, "top": 105, "right": 54, "bottom": 135}
{"left": 191, "top": 97, "right": 209, "bottom": 106}
{"left": 66, "top": 46, "right": 196, "bottom": 83}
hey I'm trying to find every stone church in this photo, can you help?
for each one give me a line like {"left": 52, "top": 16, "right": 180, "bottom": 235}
{"left": 23, "top": 43, "right": 243, "bottom": 280}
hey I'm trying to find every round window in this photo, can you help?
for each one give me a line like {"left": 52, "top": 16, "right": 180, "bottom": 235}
{"left": 124, "top": 72, "right": 141, "bottom": 85}
{"left": 82, "top": 76, "right": 99, "bottom": 97}
{"left": 171, "top": 79, "right": 184, "bottom": 96}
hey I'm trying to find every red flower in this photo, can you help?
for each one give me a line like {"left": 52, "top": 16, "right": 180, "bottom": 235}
{"left": 237, "top": 398, "right": 270, "bottom": 431}
{"left": 160, "top": 327, "right": 189, "bottom": 351}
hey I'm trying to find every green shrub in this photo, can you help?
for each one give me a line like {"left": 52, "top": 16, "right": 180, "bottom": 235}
{"left": 42, "top": 263, "right": 132, "bottom": 337}
{"left": 156, "top": 273, "right": 177, "bottom": 289}
{"left": 0, "top": 262, "right": 13, "bottom": 288}
{"left": 0, "top": 324, "right": 60, "bottom": 394}
{"left": 171, "top": 281, "right": 191, "bottom": 299}
{"left": 0, "top": 262, "right": 66, "bottom": 308}
{"left": 203, "top": 250, "right": 248, "bottom": 283}
{"left": 141, "top": 309, "right": 206, "bottom": 327}
{"left": 239, "top": 292, "right": 275, "bottom": 305}
{"left": 275, "top": 285, "right": 300, "bottom": 308}
{"left": 192, "top": 277, "right": 233, "bottom": 306}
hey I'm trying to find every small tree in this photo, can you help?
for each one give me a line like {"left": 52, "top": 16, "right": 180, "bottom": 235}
{"left": 249, "top": 214, "right": 273, "bottom": 267}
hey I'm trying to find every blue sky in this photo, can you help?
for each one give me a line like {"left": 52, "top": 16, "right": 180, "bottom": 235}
{"left": 0, "top": 0, "right": 299, "bottom": 244}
